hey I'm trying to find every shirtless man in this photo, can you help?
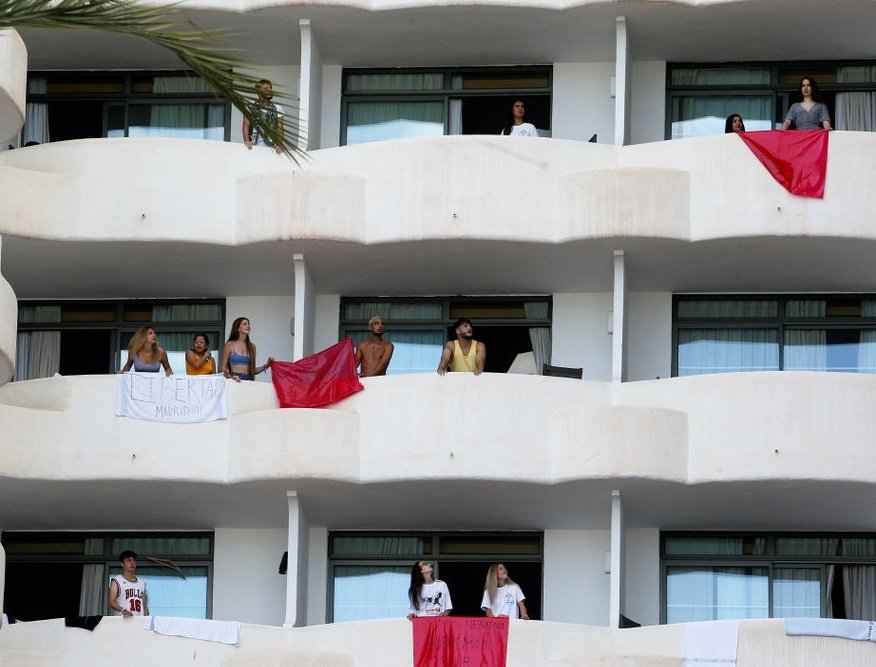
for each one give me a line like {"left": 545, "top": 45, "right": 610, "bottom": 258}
{"left": 355, "top": 316, "right": 394, "bottom": 377}
{"left": 437, "top": 318, "right": 486, "bottom": 375}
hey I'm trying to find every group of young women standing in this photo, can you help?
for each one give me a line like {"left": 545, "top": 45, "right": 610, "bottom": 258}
{"left": 119, "top": 316, "right": 273, "bottom": 381}
{"left": 407, "top": 561, "right": 530, "bottom": 620}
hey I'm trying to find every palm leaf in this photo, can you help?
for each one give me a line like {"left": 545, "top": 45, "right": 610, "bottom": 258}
{"left": 1, "top": 0, "right": 305, "bottom": 161}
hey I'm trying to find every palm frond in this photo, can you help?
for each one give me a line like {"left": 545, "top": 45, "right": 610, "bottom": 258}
{"left": 1, "top": 0, "right": 305, "bottom": 161}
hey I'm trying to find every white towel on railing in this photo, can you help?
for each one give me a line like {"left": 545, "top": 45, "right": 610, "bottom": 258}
{"left": 144, "top": 616, "right": 241, "bottom": 645}
{"left": 785, "top": 617, "right": 876, "bottom": 642}
{"left": 683, "top": 620, "right": 739, "bottom": 667}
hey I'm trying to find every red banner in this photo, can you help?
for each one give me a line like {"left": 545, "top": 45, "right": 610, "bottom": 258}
{"left": 270, "top": 339, "right": 364, "bottom": 408}
{"left": 738, "top": 129, "right": 829, "bottom": 199}
{"left": 412, "top": 616, "right": 508, "bottom": 667}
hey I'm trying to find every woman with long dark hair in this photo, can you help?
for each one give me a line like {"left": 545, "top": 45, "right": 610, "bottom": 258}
{"left": 407, "top": 560, "right": 452, "bottom": 619}
{"left": 185, "top": 333, "right": 216, "bottom": 375}
{"left": 481, "top": 563, "right": 529, "bottom": 619}
{"left": 501, "top": 99, "right": 539, "bottom": 137}
{"left": 220, "top": 317, "right": 273, "bottom": 381}
{"left": 782, "top": 77, "right": 832, "bottom": 130}
{"left": 724, "top": 114, "right": 745, "bottom": 133}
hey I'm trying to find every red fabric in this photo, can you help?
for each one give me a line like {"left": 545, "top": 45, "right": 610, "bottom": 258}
{"left": 738, "top": 129, "right": 829, "bottom": 199}
{"left": 412, "top": 616, "right": 508, "bottom": 667}
{"left": 270, "top": 339, "right": 363, "bottom": 408}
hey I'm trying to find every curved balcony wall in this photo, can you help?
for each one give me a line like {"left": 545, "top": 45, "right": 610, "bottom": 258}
{"left": 0, "top": 30, "right": 26, "bottom": 141}
{"left": 1, "top": 134, "right": 875, "bottom": 247}
{"left": 0, "top": 617, "right": 874, "bottom": 667}
{"left": 1, "top": 372, "right": 875, "bottom": 487}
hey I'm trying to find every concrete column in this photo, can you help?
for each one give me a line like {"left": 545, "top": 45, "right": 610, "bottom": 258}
{"left": 613, "top": 16, "right": 631, "bottom": 146}
{"left": 611, "top": 250, "right": 627, "bottom": 382}
{"left": 284, "top": 491, "right": 310, "bottom": 627}
{"left": 293, "top": 253, "right": 315, "bottom": 360}
{"left": 298, "top": 19, "right": 323, "bottom": 150}
{"left": 609, "top": 489, "right": 625, "bottom": 628}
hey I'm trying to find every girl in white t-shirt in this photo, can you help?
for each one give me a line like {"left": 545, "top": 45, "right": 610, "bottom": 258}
{"left": 481, "top": 563, "right": 529, "bottom": 620}
{"left": 501, "top": 99, "right": 539, "bottom": 137}
{"left": 407, "top": 560, "right": 453, "bottom": 618}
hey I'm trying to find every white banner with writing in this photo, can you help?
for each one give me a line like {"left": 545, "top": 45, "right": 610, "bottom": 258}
{"left": 116, "top": 373, "right": 227, "bottom": 423}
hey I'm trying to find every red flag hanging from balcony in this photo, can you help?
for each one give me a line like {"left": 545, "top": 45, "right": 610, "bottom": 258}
{"left": 738, "top": 129, "right": 829, "bottom": 199}
{"left": 271, "top": 339, "right": 364, "bottom": 408}
{"left": 412, "top": 617, "right": 508, "bottom": 667}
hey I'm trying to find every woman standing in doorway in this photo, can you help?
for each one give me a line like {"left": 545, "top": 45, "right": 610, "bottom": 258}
{"left": 501, "top": 99, "right": 539, "bottom": 137}
{"left": 119, "top": 326, "right": 172, "bottom": 376}
{"left": 407, "top": 560, "right": 453, "bottom": 618}
{"left": 481, "top": 563, "right": 529, "bottom": 619}
{"left": 782, "top": 77, "right": 832, "bottom": 130}
{"left": 220, "top": 317, "right": 273, "bottom": 381}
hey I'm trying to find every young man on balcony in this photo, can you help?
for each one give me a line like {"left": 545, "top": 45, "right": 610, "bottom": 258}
{"left": 437, "top": 318, "right": 486, "bottom": 375}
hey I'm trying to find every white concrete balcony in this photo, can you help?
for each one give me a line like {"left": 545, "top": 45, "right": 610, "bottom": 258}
{"left": 2, "top": 133, "right": 876, "bottom": 297}
{"left": 0, "top": 30, "right": 26, "bottom": 142}
{"left": 1, "top": 371, "right": 875, "bottom": 530}
{"left": 0, "top": 616, "right": 874, "bottom": 667}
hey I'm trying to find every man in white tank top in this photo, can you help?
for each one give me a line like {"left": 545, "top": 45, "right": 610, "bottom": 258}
{"left": 108, "top": 550, "right": 149, "bottom": 617}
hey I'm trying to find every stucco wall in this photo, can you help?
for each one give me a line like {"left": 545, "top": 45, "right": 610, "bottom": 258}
{"left": 225, "top": 296, "right": 295, "bottom": 377}
{"left": 213, "top": 528, "right": 287, "bottom": 625}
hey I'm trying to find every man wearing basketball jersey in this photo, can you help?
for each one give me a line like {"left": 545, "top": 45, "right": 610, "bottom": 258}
{"left": 108, "top": 550, "right": 149, "bottom": 617}
{"left": 437, "top": 318, "right": 486, "bottom": 375}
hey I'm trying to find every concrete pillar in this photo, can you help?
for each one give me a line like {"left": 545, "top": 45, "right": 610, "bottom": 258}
{"left": 293, "top": 254, "right": 315, "bottom": 360}
{"left": 609, "top": 489, "right": 625, "bottom": 628}
{"left": 611, "top": 250, "right": 627, "bottom": 382}
{"left": 614, "top": 17, "right": 631, "bottom": 146}
{"left": 284, "top": 491, "right": 309, "bottom": 627}
{"left": 298, "top": 20, "right": 323, "bottom": 150}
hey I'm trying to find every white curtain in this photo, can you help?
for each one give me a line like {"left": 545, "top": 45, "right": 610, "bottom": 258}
{"left": 449, "top": 99, "right": 463, "bottom": 135}
{"left": 677, "top": 329, "right": 778, "bottom": 375}
{"left": 27, "top": 331, "right": 61, "bottom": 378}
{"left": 666, "top": 566, "right": 769, "bottom": 623}
{"left": 14, "top": 331, "right": 29, "bottom": 381}
{"left": 333, "top": 566, "right": 410, "bottom": 622}
{"left": 857, "top": 300, "right": 876, "bottom": 373}
{"left": 153, "top": 303, "right": 222, "bottom": 322}
{"left": 19, "top": 78, "right": 50, "bottom": 146}
{"left": 841, "top": 538, "right": 876, "bottom": 621}
{"left": 79, "top": 537, "right": 106, "bottom": 615}
{"left": 835, "top": 67, "right": 876, "bottom": 132}
{"left": 140, "top": 77, "right": 224, "bottom": 141}
{"left": 772, "top": 567, "right": 821, "bottom": 618}
{"left": 783, "top": 329, "right": 827, "bottom": 371}
{"left": 343, "top": 302, "right": 442, "bottom": 321}
{"left": 835, "top": 93, "right": 876, "bottom": 132}
{"left": 523, "top": 301, "right": 552, "bottom": 371}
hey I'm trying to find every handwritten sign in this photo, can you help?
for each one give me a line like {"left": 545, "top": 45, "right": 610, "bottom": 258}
{"left": 413, "top": 617, "right": 508, "bottom": 667}
{"left": 116, "top": 373, "right": 227, "bottom": 423}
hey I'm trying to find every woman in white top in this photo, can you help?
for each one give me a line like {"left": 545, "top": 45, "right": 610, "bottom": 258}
{"left": 407, "top": 560, "right": 453, "bottom": 618}
{"left": 501, "top": 99, "right": 539, "bottom": 137}
{"left": 481, "top": 563, "right": 529, "bottom": 619}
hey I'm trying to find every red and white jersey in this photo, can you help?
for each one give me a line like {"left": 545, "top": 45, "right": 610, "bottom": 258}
{"left": 112, "top": 575, "right": 147, "bottom": 616}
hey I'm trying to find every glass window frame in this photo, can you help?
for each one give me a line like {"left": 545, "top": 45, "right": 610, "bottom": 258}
{"left": 660, "top": 531, "right": 876, "bottom": 623}
{"left": 26, "top": 70, "right": 232, "bottom": 142}
{"left": 340, "top": 66, "right": 552, "bottom": 146}
{"left": 326, "top": 530, "right": 543, "bottom": 623}
{"left": 665, "top": 60, "right": 876, "bottom": 139}
{"left": 16, "top": 298, "right": 225, "bottom": 375}
{"left": 1, "top": 531, "right": 214, "bottom": 618}
{"left": 672, "top": 294, "right": 876, "bottom": 376}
